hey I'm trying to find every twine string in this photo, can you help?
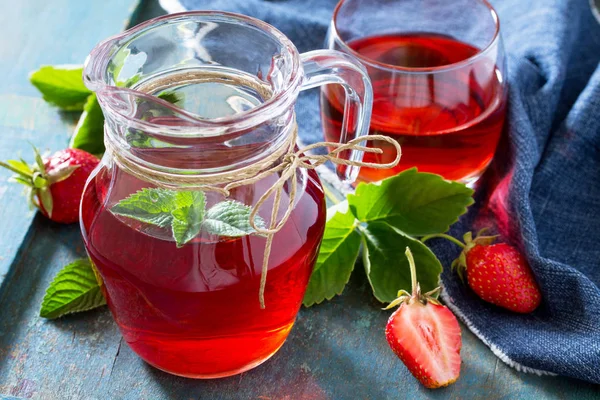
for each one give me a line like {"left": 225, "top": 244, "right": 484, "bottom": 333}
{"left": 106, "top": 130, "right": 401, "bottom": 308}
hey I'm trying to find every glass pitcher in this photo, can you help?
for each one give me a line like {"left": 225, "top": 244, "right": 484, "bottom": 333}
{"left": 80, "top": 11, "right": 373, "bottom": 378}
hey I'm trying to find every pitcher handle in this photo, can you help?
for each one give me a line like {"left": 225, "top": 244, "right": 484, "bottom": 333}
{"left": 300, "top": 50, "right": 373, "bottom": 183}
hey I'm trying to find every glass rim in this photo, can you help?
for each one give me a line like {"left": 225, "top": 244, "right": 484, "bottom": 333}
{"left": 331, "top": 0, "right": 502, "bottom": 74}
{"left": 84, "top": 11, "right": 303, "bottom": 136}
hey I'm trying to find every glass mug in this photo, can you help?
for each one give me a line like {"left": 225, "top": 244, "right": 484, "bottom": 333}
{"left": 81, "top": 12, "right": 372, "bottom": 378}
{"left": 321, "top": 0, "right": 507, "bottom": 184}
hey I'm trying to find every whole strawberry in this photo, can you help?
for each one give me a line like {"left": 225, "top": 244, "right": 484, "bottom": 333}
{"left": 425, "top": 230, "right": 542, "bottom": 313}
{"left": 385, "top": 247, "right": 462, "bottom": 389}
{"left": 0, "top": 147, "right": 99, "bottom": 223}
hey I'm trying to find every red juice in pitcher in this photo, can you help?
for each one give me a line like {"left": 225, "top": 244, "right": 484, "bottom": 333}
{"left": 81, "top": 162, "right": 325, "bottom": 378}
{"left": 79, "top": 68, "right": 328, "bottom": 378}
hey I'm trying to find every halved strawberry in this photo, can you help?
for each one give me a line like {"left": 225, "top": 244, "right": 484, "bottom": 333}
{"left": 385, "top": 248, "right": 462, "bottom": 389}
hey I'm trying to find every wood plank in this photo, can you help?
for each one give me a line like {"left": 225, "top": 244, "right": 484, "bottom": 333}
{"left": 1, "top": 221, "right": 599, "bottom": 399}
{"left": 0, "top": 0, "right": 140, "bottom": 292}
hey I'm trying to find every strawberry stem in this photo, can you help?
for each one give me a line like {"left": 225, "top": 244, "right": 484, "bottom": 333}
{"left": 421, "top": 233, "right": 465, "bottom": 248}
{"left": 404, "top": 247, "right": 418, "bottom": 297}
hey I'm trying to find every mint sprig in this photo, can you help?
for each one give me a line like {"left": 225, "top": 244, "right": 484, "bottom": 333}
{"left": 29, "top": 65, "right": 91, "bottom": 111}
{"left": 40, "top": 258, "right": 106, "bottom": 319}
{"left": 111, "top": 188, "right": 265, "bottom": 247}
{"left": 303, "top": 168, "right": 473, "bottom": 306}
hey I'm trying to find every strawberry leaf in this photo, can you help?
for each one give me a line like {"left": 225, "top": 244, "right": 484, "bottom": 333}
{"left": 0, "top": 161, "right": 31, "bottom": 179}
{"left": 70, "top": 93, "right": 105, "bottom": 155}
{"left": 348, "top": 168, "right": 474, "bottom": 236}
{"left": 10, "top": 176, "right": 33, "bottom": 187}
{"left": 32, "top": 174, "right": 48, "bottom": 188}
{"left": 40, "top": 259, "right": 106, "bottom": 319}
{"left": 31, "top": 146, "right": 46, "bottom": 173}
{"left": 6, "top": 160, "right": 32, "bottom": 177}
{"left": 303, "top": 203, "right": 361, "bottom": 307}
{"left": 305, "top": 170, "right": 473, "bottom": 307}
{"left": 29, "top": 65, "right": 91, "bottom": 111}
{"left": 203, "top": 200, "right": 265, "bottom": 237}
{"left": 361, "top": 221, "right": 442, "bottom": 303}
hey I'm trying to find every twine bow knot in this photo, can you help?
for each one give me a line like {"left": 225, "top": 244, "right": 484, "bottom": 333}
{"left": 227, "top": 133, "right": 401, "bottom": 308}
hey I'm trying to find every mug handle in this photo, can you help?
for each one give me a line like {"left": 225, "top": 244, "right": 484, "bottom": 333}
{"left": 300, "top": 50, "right": 373, "bottom": 183}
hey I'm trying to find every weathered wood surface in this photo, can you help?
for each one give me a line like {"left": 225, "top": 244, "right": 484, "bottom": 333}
{"left": 1, "top": 1, "right": 599, "bottom": 399}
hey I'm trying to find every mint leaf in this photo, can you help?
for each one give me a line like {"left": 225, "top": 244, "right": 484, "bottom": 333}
{"left": 348, "top": 168, "right": 474, "bottom": 236}
{"left": 29, "top": 65, "right": 91, "bottom": 110}
{"left": 303, "top": 203, "right": 361, "bottom": 307}
{"left": 111, "top": 188, "right": 181, "bottom": 227}
{"left": 171, "top": 190, "right": 203, "bottom": 209}
{"left": 157, "top": 91, "right": 183, "bottom": 105}
{"left": 171, "top": 191, "right": 206, "bottom": 247}
{"left": 70, "top": 94, "right": 105, "bottom": 155}
{"left": 361, "top": 221, "right": 442, "bottom": 303}
{"left": 203, "top": 200, "right": 265, "bottom": 237}
{"left": 40, "top": 259, "right": 106, "bottom": 319}
{"left": 125, "top": 130, "right": 182, "bottom": 149}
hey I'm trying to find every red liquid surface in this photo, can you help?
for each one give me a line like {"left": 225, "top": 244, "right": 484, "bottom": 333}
{"left": 321, "top": 33, "right": 506, "bottom": 182}
{"left": 81, "top": 166, "right": 325, "bottom": 378}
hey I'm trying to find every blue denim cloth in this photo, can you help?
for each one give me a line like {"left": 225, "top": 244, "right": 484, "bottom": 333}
{"left": 161, "top": 0, "right": 600, "bottom": 383}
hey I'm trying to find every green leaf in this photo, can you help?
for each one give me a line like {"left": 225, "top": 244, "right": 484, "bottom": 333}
{"left": 303, "top": 204, "right": 361, "bottom": 307}
{"left": 9, "top": 176, "right": 33, "bottom": 186}
{"left": 38, "top": 187, "right": 53, "bottom": 217}
{"left": 70, "top": 94, "right": 105, "bottom": 155}
{"left": 111, "top": 189, "right": 208, "bottom": 246}
{"left": 111, "top": 188, "right": 182, "bottom": 227}
{"left": 348, "top": 168, "right": 474, "bottom": 236}
{"left": 107, "top": 48, "right": 143, "bottom": 88}
{"left": 6, "top": 160, "right": 32, "bottom": 176}
{"left": 29, "top": 65, "right": 91, "bottom": 111}
{"left": 125, "top": 130, "right": 182, "bottom": 149}
{"left": 40, "top": 259, "right": 106, "bottom": 319}
{"left": 171, "top": 191, "right": 206, "bottom": 247}
{"left": 32, "top": 175, "right": 48, "bottom": 188}
{"left": 203, "top": 200, "right": 266, "bottom": 237}
{"left": 157, "top": 90, "right": 183, "bottom": 105}
{"left": 32, "top": 146, "right": 45, "bottom": 172}
{"left": 172, "top": 190, "right": 204, "bottom": 209}
{"left": 0, "top": 161, "right": 31, "bottom": 180}
{"left": 361, "top": 221, "right": 442, "bottom": 303}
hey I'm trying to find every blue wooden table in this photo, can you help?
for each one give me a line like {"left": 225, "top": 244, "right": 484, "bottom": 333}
{"left": 0, "top": 1, "right": 599, "bottom": 398}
